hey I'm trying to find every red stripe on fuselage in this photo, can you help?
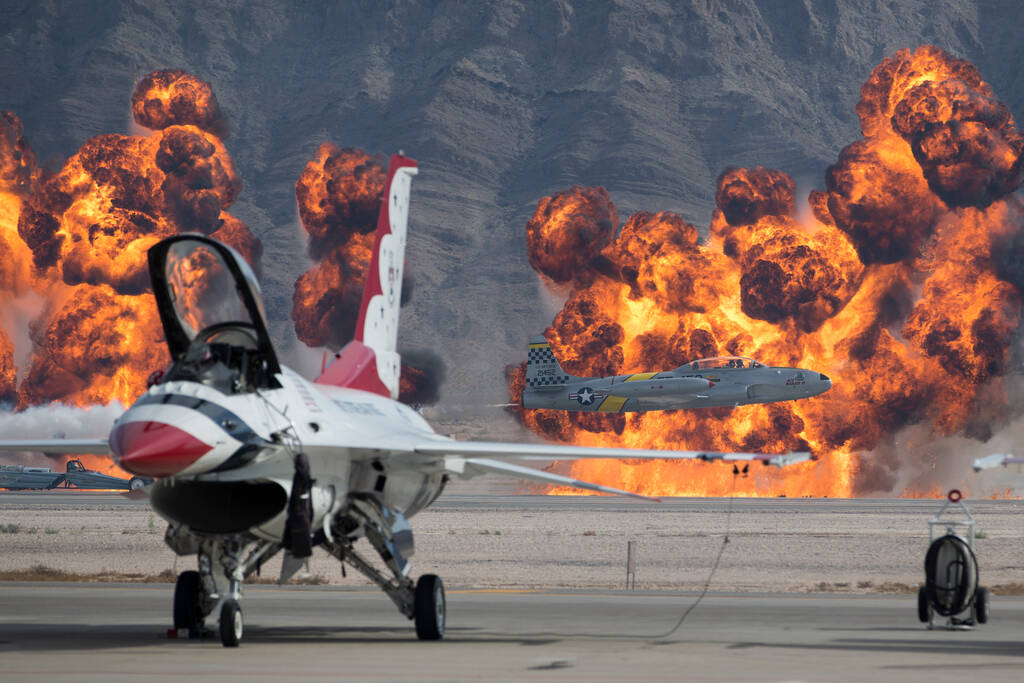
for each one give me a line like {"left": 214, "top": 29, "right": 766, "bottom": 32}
{"left": 110, "top": 420, "right": 212, "bottom": 477}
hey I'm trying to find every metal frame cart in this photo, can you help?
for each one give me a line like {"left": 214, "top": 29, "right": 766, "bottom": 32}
{"left": 917, "top": 489, "right": 989, "bottom": 630}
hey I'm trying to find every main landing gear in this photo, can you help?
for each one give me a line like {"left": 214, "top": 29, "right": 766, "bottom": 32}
{"left": 323, "top": 498, "right": 447, "bottom": 641}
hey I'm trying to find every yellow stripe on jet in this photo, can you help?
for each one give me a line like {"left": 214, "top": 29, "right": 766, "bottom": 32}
{"left": 528, "top": 343, "right": 550, "bottom": 349}
{"left": 597, "top": 395, "right": 628, "bottom": 412}
{"left": 624, "top": 372, "right": 658, "bottom": 381}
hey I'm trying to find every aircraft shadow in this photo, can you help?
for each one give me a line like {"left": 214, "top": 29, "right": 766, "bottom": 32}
{"left": 0, "top": 623, "right": 569, "bottom": 650}
{"left": 727, "top": 638, "right": 1024, "bottom": 658}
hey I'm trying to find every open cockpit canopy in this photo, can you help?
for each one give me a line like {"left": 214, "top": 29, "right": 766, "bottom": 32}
{"left": 679, "top": 356, "right": 764, "bottom": 371}
{"left": 148, "top": 235, "right": 281, "bottom": 392}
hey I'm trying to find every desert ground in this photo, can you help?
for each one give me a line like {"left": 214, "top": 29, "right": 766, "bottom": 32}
{"left": 1, "top": 491, "right": 1021, "bottom": 594}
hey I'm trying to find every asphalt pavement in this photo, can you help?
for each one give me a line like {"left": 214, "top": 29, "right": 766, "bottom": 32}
{"left": 1, "top": 582, "right": 1022, "bottom": 682}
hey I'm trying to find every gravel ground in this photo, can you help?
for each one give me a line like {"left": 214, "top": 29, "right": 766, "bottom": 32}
{"left": 1, "top": 495, "right": 1022, "bottom": 594}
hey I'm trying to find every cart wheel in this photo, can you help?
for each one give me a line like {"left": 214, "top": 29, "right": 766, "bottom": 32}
{"left": 974, "top": 586, "right": 988, "bottom": 624}
{"left": 917, "top": 585, "right": 932, "bottom": 623}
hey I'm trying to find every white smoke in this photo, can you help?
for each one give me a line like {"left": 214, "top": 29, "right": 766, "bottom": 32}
{"left": 858, "top": 417, "right": 1024, "bottom": 499}
{"left": 0, "top": 403, "right": 124, "bottom": 467}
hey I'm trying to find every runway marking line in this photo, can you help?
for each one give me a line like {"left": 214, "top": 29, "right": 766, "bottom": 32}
{"left": 448, "top": 589, "right": 540, "bottom": 594}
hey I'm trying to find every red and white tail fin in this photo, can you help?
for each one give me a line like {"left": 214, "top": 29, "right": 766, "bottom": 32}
{"left": 316, "top": 154, "right": 418, "bottom": 398}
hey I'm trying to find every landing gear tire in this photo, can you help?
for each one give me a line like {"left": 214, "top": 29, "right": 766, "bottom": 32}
{"left": 414, "top": 574, "right": 445, "bottom": 641}
{"left": 974, "top": 587, "right": 989, "bottom": 624}
{"left": 219, "top": 600, "right": 243, "bottom": 647}
{"left": 917, "top": 585, "right": 931, "bottom": 624}
{"left": 173, "top": 570, "right": 203, "bottom": 633}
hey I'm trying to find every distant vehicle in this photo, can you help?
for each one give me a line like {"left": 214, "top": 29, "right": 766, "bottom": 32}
{"left": 0, "top": 458, "right": 149, "bottom": 491}
{"left": 521, "top": 335, "right": 832, "bottom": 412}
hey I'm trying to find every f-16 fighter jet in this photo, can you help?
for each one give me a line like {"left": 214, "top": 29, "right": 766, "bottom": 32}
{"left": 0, "top": 155, "right": 810, "bottom": 647}
{"left": 522, "top": 336, "right": 831, "bottom": 412}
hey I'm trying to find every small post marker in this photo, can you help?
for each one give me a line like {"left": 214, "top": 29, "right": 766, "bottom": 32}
{"left": 626, "top": 540, "right": 637, "bottom": 590}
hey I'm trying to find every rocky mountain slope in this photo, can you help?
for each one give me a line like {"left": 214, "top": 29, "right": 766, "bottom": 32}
{"left": 2, "top": 0, "right": 1021, "bottom": 436}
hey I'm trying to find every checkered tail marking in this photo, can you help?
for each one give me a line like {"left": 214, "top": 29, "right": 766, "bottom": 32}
{"left": 525, "top": 342, "right": 571, "bottom": 387}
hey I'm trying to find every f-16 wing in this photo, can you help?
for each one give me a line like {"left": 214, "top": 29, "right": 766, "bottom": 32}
{"left": 413, "top": 440, "right": 811, "bottom": 467}
{"left": 410, "top": 440, "right": 811, "bottom": 499}
{"left": 973, "top": 453, "right": 1024, "bottom": 472}
{"left": 0, "top": 439, "right": 111, "bottom": 454}
{"left": 449, "top": 457, "right": 661, "bottom": 501}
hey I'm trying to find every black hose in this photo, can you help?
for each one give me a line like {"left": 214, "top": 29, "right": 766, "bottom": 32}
{"left": 648, "top": 469, "right": 736, "bottom": 641}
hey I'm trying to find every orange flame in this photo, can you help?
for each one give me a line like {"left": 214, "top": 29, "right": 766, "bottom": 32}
{"left": 509, "top": 46, "right": 1024, "bottom": 498}
{"left": 1, "top": 72, "right": 260, "bottom": 478}
{"left": 292, "top": 145, "right": 442, "bottom": 403}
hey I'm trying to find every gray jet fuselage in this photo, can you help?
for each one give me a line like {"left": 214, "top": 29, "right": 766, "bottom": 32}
{"left": 522, "top": 339, "right": 831, "bottom": 412}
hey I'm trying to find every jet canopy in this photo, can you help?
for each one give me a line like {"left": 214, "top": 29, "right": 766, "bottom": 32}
{"left": 682, "top": 356, "right": 764, "bottom": 370}
{"left": 148, "top": 235, "right": 281, "bottom": 392}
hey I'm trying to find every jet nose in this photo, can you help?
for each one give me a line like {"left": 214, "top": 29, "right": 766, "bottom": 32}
{"left": 110, "top": 420, "right": 212, "bottom": 476}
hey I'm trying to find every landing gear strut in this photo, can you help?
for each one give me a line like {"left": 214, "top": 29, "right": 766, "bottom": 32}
{"left": 323, "top": 499, "right": 446, "bottom": 641}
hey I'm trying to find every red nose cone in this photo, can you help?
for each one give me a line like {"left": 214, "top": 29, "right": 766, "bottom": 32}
{"left": 111, "top": 420, "right": 211, "bottom": 476}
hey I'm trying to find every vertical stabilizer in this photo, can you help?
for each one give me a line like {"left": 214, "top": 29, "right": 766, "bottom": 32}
{"left": 316, "top": 154, "right": 418, "bottom": 398}
{"left": 524, "top": 334, "right": 572, "bottom": 388}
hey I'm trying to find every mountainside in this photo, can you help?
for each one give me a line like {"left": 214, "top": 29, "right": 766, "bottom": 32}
{"left": 2, "top": 0, "right": 1022, "bottom": 436}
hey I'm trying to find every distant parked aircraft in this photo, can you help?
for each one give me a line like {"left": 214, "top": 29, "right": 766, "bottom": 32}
{"left": 0, "top": 458, "right": 148, "bottom": 491}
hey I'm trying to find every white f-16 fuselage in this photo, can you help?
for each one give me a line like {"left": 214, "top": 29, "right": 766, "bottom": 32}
{"left": 121, "top": 373, "right": 447, "bottom": 542}
{"left": 0, "top": 154, "right": 816, "bottom": 647}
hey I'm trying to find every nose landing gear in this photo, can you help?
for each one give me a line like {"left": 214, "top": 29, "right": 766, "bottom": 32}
{"left": 169, "top": 537, "right": 279, "bottom": 646}
{"left": 219, "top": 599, "right": 243, "bottom": 647}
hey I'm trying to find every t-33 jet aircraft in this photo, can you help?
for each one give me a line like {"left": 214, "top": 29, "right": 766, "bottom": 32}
{"left": 0, "top": 154, "right": 810, "bottom": 647}
{"left": 522, "top": 336, "right": 831, "bottom": 412}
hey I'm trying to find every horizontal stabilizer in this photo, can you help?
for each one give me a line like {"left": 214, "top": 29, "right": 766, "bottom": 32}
{"left": 0, "top": 439, "right": 110, "bottom": 454}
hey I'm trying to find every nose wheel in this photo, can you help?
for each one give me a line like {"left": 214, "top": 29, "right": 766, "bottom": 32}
{"left": 219, "top": 599, "right": 243, "bottom": 647}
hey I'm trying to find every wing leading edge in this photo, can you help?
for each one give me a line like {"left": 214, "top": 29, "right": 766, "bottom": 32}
{"left": 0, "top": 439, "right": 111, "bottom": 454}
{"left": 412, "top": 441, "right": 812, "bottom": 500}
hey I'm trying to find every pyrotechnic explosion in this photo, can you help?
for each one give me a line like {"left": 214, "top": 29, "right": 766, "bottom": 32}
{"left": 509, "top": 46, "right": 1024, "bottom": 498}
{"left": 0, "top": 111, "right": 39, "bottom": 404}
{"left": 1, "top": 70, "right": 261, "bottom": 474}
{"left": 291, "top": 144, "right": 443, "bottom": 404}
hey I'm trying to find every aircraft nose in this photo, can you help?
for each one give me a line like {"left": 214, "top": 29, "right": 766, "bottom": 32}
{"left": 110, "top": 420, "right": 212, "bottom": 476}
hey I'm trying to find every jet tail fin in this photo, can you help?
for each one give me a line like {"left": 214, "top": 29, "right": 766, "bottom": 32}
{"left": 316, "top": 154, "right": 418, "bottom": 398}
{"left": 524, "top": 334, "right": 574, "bottom": 390}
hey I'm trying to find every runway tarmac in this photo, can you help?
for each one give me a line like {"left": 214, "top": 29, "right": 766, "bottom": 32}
{"left": 5, "top": 489, "right": 1022, "bottom": 516}
{"left": 1, "top": 582, "right": 1022, "bottom": 682}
